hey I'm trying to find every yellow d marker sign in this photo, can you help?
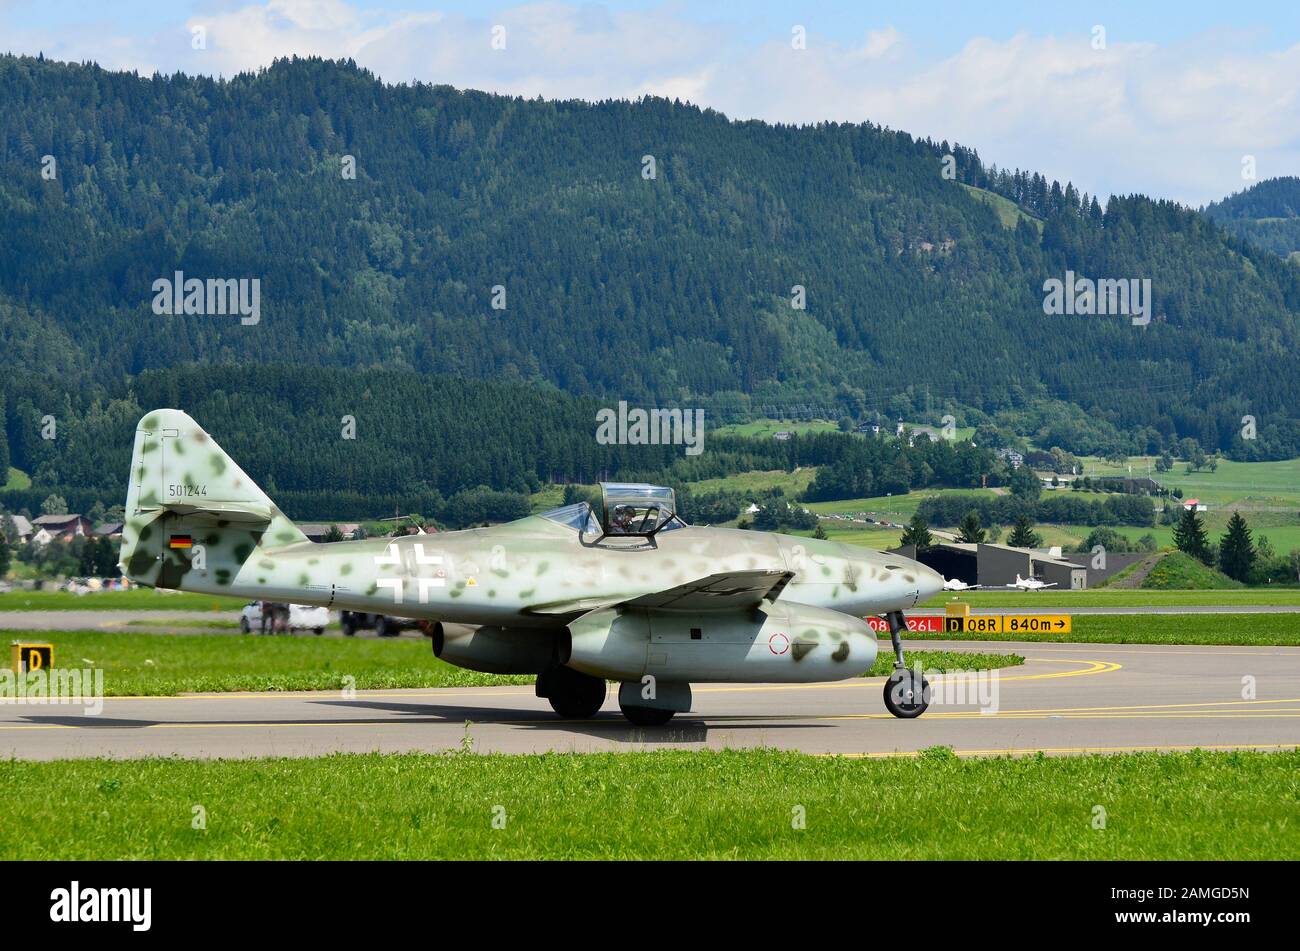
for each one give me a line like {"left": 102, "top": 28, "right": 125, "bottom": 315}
{"left": 11, "top": 642, "right": 54, "bottom": 672}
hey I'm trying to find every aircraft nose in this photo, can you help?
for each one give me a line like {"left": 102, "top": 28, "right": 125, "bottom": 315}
{"left": 915, "top": 563, "right": 944, "bottom": 602}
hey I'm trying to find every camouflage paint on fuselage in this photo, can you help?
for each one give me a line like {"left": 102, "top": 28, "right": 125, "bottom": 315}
{"left": 121, "top": 410, "right": 942, "bottom": 641}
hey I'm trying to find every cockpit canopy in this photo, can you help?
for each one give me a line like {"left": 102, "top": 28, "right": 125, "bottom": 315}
{"left": 541, "top": 483, "right": 685, "bottom": 537}
{"left": 601, "top": 483, "right": 679, "bottom": 536}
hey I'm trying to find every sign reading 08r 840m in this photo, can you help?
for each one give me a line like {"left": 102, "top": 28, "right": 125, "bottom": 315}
{"left": 943, "top": 615, "right": 1072, "bottom": 634}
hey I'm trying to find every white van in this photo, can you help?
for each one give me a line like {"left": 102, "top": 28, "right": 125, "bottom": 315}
{"left": 239, "top": 601, "right": 330, "bottom": 635}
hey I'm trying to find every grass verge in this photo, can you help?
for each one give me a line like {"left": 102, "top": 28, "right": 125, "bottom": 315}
{"left": 919, "top": 588, "right": 1300, "bottom": 608}
{"left": 1, "top": 629, "right": 1019, "bottom": 696}
{"left": 1, "top": 748, "right": 1294, "bottom": 859}
{"left": 905, "top": 612, "right": 1300, "bottom": 646}
{"left": 0, "top": 589, "right": 245, "bottom": 611}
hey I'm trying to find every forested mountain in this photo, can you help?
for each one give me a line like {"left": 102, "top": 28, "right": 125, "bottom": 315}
{"left": 0, "top": 366, "right": 1005, "bottom": 522}
{"left": 1203, "top": 177, "right": 1300, "bottom": 261}
{"left": 2, "top": 52, "right": 1300, "bottom": 486}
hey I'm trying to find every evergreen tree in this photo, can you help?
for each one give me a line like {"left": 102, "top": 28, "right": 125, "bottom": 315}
{"left": 1007, "top": 464, "right": 1041, "bottom": 500}
{"left": 77, "top": 537, "right": 98, "bottom": 576}
{"left": 0, "top": 534, "right": 10, "bottom": 577}
{"left": 0, "top": 391, "right": 9, "bottom": 478}
{"left": 812, "top": 522, "right": 827, "bottom": 540}
{"left": 956, "top": 510, "right": 986, "bottom": 544}
{"left": 1218, "top": 512, "right": 1256, "bottom": 582}
{"left": 1007, "top": 515, "right": 1040, "bottom": 548}
{"left": 899, "top": 513, "right": 933, "bottom": 550}
{"left": 94, "top": 537, "right": 119, "bottom": 577}
{"left": 1172, "top": 507, "right": 1211, "bottom": 565}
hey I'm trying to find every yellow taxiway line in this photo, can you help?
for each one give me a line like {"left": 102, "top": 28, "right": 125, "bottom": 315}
{"left": 3, "top": 656, "right": 1119, "bottom": 703}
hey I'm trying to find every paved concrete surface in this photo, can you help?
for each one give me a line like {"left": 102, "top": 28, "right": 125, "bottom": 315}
{"left": 2, "top": 641, "right": 1297, "bottom": 760}
{"left": 3, "top": 603, "right": 1299, "bottom": 635}
{"left": 0, "top": 610, "right": 241, "bottom": 633}
{"left": 915, "top": 605, "right": 1300, "bottom": 615}
{"left": 0, "top": 610, "right": 416, "bottom": 638}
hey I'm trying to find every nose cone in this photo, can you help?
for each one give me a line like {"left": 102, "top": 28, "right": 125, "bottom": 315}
{"left": 915, "top": 562, "right": 944, "bottom": 602}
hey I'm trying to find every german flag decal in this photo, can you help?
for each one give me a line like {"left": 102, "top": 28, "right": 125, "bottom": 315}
{"left": 169, "top": 534, "right": 193, "bottom": 549}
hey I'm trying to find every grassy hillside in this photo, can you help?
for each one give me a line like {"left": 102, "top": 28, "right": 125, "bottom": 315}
{"left": 712, "top": 419, "right": 840, "bottom": 438}
{"left": 1139, "top": 551, "right": 1243, "bottom": 589}
{"left": 958, "top": 182, "right": 1044, "bottom": 232}
{"left": 1074, "top": 455, "right": 1300, "bottom": 507}
{"left": 2, "top": 467, "right": 29, "bottom": 490}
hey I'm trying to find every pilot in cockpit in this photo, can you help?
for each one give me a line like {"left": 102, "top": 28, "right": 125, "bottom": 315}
{"left": 609, "top": 504, "right": 637, "bottom": 534}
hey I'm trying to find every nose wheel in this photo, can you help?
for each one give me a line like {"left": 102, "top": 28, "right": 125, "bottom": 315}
{"left": 883, "top": 667, "right": 930, "bottom": 718}
{"left": 882, "top": 610, "right": 930, "bottom": 718}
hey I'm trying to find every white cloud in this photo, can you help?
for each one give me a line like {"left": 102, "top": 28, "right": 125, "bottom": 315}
{"left": 3, "top": 1, "right": 1297, "bottom": 204}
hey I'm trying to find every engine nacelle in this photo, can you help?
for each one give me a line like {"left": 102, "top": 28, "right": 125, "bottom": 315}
{"left": 564, "top": 600, "right": 877, "bottom": 683}
{"left": 431, "top": 623, "right": 559, "bottom": 674}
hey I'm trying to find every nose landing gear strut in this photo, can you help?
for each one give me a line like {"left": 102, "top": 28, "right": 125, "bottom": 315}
{"left": 882, "top": 610, "right": 931, "bottom": 718}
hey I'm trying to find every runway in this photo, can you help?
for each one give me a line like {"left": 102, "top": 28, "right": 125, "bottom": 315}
{"left": 3, "top": 601, "right": 1299, "bottom": 635}
{"left": 2, "top": 640, "right": 1298, "bottom": 760}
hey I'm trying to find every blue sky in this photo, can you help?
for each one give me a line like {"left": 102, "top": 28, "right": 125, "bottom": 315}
{"left": 3, "top": 1, "right": 1297, "bottom": 205}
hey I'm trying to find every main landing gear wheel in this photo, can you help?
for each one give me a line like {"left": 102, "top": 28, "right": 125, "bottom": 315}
{"left": 883, "top": 668, "right": 930, "bottom": 719}
{"left": 544, "top": 667, "right": 607, "bottom": 719}
{"left": 620, "top": 704, "right": 675, "bottom": 727}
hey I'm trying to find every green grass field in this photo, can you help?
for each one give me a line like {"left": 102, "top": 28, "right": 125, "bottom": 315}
{"left": 918, "top": 588, "right": 1300, "bottom": 608}
{"left": 4, "top": 628, "right": 1019, "bottom": 696}
{"left": 1076, "top": 455, "right": 1300, "bottom": 508}
{"left": 802, "top": 488, "right": 999, "bottom": 519}
{"left": 711, "top": 418, "right": 840, "bottom": 438}
{"left": 686, "top": 467, "right": 818, "bottom": 497}
{"left": 2, "top": 628, "right": 530, "bottom": 695}
{"left": 0, "top": 589, "right": 246, "bottom": 611}
{"left": 3, "top": 747, "right": 1294, "bottom": 859}
{"left": 906, "top": 612, "right": 1300, "bottom": 646}
{"left": 3, "top": 466, "right": 31, "bottom": 491}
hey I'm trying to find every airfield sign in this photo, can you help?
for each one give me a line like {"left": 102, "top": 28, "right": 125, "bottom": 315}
{"left": 941, "top": 614, "right": 1072, "bottom": 634}
{"left": 863, "top": 614, "right": 1072, "bottom": 634}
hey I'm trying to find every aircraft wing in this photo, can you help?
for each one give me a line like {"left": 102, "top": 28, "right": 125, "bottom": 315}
{"left": 621, "top": 569, "right": 794, "bottom": 612}
{"left": 524, "top": 568, "right": 794, "bottom": 616}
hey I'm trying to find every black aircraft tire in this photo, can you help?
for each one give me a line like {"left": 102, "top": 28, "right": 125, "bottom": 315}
{"left": 883, "top": 668, "right": 931, "bottom": 718}
{"left": 545, "top": 669, "right": 607, "bottom": 719}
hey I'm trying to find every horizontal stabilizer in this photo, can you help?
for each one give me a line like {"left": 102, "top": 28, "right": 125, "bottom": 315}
{"left": 156, "top": 499, "right": 274, "bottom": 524}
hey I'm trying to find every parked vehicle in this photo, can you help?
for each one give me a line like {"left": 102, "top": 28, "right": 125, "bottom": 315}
{"left": 239, "top": 601, "right": 330, "bottom": 635}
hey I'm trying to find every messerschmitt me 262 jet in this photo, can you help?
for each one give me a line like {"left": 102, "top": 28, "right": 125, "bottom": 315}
{"left": 120, "top": 410, "right": 945, "bottom": 725}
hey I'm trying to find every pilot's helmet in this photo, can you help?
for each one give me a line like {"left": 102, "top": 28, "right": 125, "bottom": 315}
{"left": 612, "top": 504, "right": 635, "bottom": 524}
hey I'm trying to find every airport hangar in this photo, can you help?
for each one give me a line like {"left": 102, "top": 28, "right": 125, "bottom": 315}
{"left": 890, "top": 542, "right": 1148, "bottom": 589}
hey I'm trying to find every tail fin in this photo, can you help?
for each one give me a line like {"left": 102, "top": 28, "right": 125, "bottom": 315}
{"left": 120, "top": 409, "right": 308, "bottom": 589}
